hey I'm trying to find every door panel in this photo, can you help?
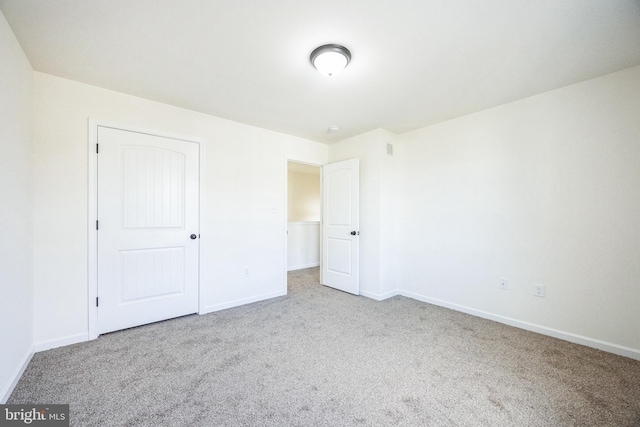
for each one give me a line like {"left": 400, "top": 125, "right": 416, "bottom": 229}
{"left": 322, "top": 158, "right": 359, "bottom": 294}
{"left": 326, "top": 238, "right": 352, "bottom": 275}
{"left": 326, "top": 169, "right": 352, "bottom": 225}
{"left": 97, "top": 126, "right": 199, "bottom": 334}
{"left": 121, "top": 247, "right": 185, "bottom": 301}
{"left": 122, "top": 146, "right": 185, "bottom": 229}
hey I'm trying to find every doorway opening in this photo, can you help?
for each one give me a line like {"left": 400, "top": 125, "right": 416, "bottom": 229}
{"left": 286, "top": 161, "right": 321, "bottom": 289}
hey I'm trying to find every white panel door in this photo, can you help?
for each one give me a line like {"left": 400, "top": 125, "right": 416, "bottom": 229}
{"left": 322, "top": 158, "right": 359, "bottom": 294}
{"left": 97, "top": 126, "right": 199, "bottom": 334}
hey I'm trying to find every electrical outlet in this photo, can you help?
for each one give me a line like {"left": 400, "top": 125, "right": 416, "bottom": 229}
{"left": 499, "top": 278, "right": 508, "bottom": 290}
{"left": 534, "top": 284, "right": 545, "bottom": 297}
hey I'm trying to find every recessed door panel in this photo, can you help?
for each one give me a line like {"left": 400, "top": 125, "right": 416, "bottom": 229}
{"left": 326, "top": 238, "right": 352, "bottom": 276}
{"left": 122, "top": 147, "right": 185, "bottom": 229}
{"left": 327, "top": 170, "right": 352, "bottom": 227}
{"left": 121, "top": 247, "right": 185, "bottom": 302}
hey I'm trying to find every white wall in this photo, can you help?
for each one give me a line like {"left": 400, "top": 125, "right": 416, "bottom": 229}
{"left": 0, "top": 10, "right": 34, "bottom": 402}
{"left": 397, "top": 66, "right": 640, "bottom": 356}
{"left": 287, "top": 170, "right": 320, "bottom": 222}
{"left": 329, "top": 129, "right": 399, "bottom": 299}
{"left": 32, "top": 72, "right": 328, "bottom": 348}
{"left": 287, "top": 222, "right": 320, "bottom": 271}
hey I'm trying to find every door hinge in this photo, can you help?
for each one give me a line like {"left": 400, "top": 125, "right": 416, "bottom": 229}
{"left": 96, "top": 220, "right": 99, "bottom": 230}
{"left": 96, "top": 297, "right": 99, "bottom": 307}
{"left": 96, "top": 143, "right": 99, "bottom": 153}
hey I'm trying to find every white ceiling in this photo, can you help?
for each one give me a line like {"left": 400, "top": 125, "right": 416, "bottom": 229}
{"left": 2, "top": 0, "right": 640, "bottom": 144}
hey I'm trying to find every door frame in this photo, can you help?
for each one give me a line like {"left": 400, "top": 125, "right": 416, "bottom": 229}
{"left": 284, "top": 158, "right": 324, "bottom": 292}
{"left": 87, "top": 118, "right": 204, "bottom": 340}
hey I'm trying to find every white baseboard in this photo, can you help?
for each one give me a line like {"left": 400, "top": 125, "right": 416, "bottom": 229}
{"left": 1, "top": 346, "right": 34, "bottom": 404}
{"left": 287, "top": 262, "right": 320, "bottom": 271}
{"left": 33, "top": 332, "right": 88, "bottom": 353}
{"left": 360, "top": 289, "right": 401, "bottom": 301}
{"left": 400, "top": 290, "right": 640, "bottom": 361}
{"left": 200, "top": 290, "right": 287, "bottom": 314}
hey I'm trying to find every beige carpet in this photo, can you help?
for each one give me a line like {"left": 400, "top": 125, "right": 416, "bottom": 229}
{"left": 9, "top": 268, "right": 640, "bottom": 426}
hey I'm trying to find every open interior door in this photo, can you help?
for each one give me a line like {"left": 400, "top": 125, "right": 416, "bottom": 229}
{"left": 321, "top": 158, "right": 359, "bottom": 295}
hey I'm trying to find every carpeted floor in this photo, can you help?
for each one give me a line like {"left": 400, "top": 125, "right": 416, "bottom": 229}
{"left": 9, "top": 267, "right": 640, "bottom": 426}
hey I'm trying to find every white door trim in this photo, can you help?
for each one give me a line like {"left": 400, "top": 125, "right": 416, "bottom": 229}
{"left": 87, "top": 118, "right": 204, "bottom": 340}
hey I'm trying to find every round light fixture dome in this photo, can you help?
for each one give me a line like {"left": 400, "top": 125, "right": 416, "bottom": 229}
{"left": 310, "top": 44, "right": 351, "bottom": 77}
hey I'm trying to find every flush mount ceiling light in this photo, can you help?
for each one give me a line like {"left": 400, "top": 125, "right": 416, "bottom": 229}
{"left": 310, "top": 44, "right": 351, "bottom": 77}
